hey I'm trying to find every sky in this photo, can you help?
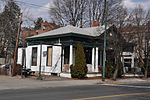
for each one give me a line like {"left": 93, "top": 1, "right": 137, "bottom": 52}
{"left": 15, "top": 0, "right": 150, "bottom": 20}
{"left": 1, "top": 0, "right": 150, "bottom": 20}
{"left": 123, "top": 0, "right": 150, "bottom": 10}
{"left": 1, "top": 0, "right": 150, "bottom": 26}
{"left": 16, "top": 0, "right": 53, "bottom": 20}
{"left": 13, "top": 0, "right": 53, "bottom": 27}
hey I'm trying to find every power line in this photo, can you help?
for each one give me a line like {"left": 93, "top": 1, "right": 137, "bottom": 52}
{"left": 15, "top": 0, "right": 51, "bottom": 10}
{"left": 0, "top": 0, "right": 51, "bottom": 10}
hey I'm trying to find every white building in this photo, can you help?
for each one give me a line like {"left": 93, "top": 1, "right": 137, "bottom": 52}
{"left": 17, "top": 25, "right": 134, "bottom": 78}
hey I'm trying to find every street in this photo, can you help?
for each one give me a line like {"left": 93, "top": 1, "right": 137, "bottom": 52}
{"left": 0, "top": 0, "right": 150, "bottom": 99}
{"left": 0, "top": 83, "right": 149, "bottom": 100}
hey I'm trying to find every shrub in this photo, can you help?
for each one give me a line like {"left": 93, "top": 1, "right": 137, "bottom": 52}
{"left": 70, "top": 64, "right": 78, "bottom": 78}
{"left": 70, "top": 42, "right": 87, "bottom": 79}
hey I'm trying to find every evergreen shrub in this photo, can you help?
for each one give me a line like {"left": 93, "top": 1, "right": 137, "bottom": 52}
{"left": 70, "top": 42, "right": 87, "bottom": 79}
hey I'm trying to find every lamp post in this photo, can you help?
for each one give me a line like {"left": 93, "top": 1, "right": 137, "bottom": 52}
{"left": 102, "top": 0, "right": 107, "bottom": 81}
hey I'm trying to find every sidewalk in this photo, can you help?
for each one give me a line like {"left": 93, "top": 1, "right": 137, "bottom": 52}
{"left": 0, "top": 75, "right": 99, "bottom": 90}
{"left": 0, "top": 75, "right": 149, "bottom": 90}
{"left": 99, "top": 78, "right": 150, "bottom": 84}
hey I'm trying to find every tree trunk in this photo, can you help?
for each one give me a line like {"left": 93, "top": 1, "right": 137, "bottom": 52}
{"left": 144, "top": 69, "right": 148, "bottom": 78}
{"left": 112, "top": 48, "right": 123, "bottom": 80}
{"left": 113, "top": 54, "right": 119, "bottom": 80}
{"left": 113, "top": 66, "right": 118, "bottom": 81}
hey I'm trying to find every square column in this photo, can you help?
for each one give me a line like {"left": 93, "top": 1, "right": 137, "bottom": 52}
{"left": 61, "top": 47, "right": 64, "bottom": 72}
{"left": 69, "top": 45, "right": 73, "bottom": 72}
{"left": 92, "top": 48, "right": 95, "bottom": 72}
{"left": 121, "top": 56, "right": 126, "bottom": 73}
{"left": 95, "top": 47, "right": 99, "bottom": 72}
{"left": 131, "top": 54, "right": 134, "bottom": 68}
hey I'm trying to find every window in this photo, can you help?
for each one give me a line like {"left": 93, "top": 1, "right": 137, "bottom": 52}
{"left": 64, "top": 46, "right": 69, "bottom": 64}
{"left": 47, "top": 47, "right": 52, "bottom": 66}
{"left": 84, "top": 47, "right": 92, "bottom": 64}
{"left": 32, "top": 47, "right": 37, "bottom": 66}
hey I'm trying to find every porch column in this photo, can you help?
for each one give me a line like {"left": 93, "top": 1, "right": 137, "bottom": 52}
{"left": 121, "top": 56, "right": 126, "bottom": 73}
{"left": 95, "top": 47, "right": 99, "bottom": 72}
{"left": 131, "top": 55, "right": 134, "bottom": 68}
{"left": 92, "top": 48, "right": 95, "bottom": 72}
{"left": 100, "top": 50, "right": 103, "bottom": 66}
{"left": 61, "top": 47, "right": 64, "bottom": 72}
{"left": 69, "top": 45, "right": 73, "bottom": 72}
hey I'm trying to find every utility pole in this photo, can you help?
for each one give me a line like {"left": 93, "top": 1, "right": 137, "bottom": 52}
{"left": 12, "top": 13, "right": 22, "bottom": 76}
{"left": 102, "top": 0, "right": 107, "bottom": 81}
{"left": 21, "top": 28, "right": 27, "bottom": 78}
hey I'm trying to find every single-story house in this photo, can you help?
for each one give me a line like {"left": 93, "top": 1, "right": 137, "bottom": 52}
{"left": 17, "top": 25, "right": 134, "bottom": 78}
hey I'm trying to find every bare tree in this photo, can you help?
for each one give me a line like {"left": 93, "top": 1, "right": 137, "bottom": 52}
{"left": 112, "top": 6, "right": 128, "bottom": 30}
{"left": 106, "top": 0, "right": 123, "bottom": 24}
{"left": 49, "top": 0, "right": 124, "bottom": 27}
{"left": 49, "top": 0, "right": 87, "bottom": 26}
{"left": 122, "top": 5, "right": 150, "bottom": 78}
{"left": 111, "top": 28, "right": 124, "bottom": 80}
{"left": 144, "top": 9, "right": 150, "bottom": 78}
{"left": 130, "top": 5, "right": 145, "bottom": 71}
{"left": 86, "top": 0, "right": 103, "bottom": 27}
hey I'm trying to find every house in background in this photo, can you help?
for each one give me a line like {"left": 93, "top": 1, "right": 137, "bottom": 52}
{"left": 21, "top": 21, "right": 60, "bottom": 42}
{"left": 121, "top": 23, "right": 150, "bottom": 74}
{"left": 17, "top": 24, "right": 134, "bottom": 78}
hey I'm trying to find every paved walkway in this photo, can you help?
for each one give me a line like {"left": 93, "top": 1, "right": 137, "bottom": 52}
{"left": 0, "top": 75, "right": 149, "bottom": 90}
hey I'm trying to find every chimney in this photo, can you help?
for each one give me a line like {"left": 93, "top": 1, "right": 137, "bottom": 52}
{"left": 92, "top": 20, "right": 100, "bottom": 27}
{"left": 36, "top": 30, "right": 39, "bottom": 35}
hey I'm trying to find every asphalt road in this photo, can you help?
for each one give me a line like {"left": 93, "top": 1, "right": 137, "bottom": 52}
{"left": 0, "top": 83, "right": 150, "bottom": 100}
